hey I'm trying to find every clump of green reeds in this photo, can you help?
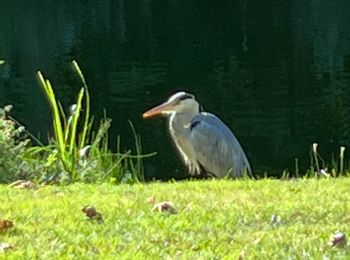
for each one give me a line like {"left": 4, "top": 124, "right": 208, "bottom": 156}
{"left": 31, "top": 60, "right": 155, "bottom": 184}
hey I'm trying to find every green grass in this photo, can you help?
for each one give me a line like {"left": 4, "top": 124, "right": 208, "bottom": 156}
{"left": 1, "top": 178, "right": 349, "bottom": 259}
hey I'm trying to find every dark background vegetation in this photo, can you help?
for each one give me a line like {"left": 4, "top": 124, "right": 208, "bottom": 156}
{"left": 1, "top": 1, "right": 350, "bottom": 179}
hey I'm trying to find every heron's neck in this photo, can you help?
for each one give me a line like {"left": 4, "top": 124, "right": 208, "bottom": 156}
{"left": 169, "top": 111, "right": 198, "bottom": 134}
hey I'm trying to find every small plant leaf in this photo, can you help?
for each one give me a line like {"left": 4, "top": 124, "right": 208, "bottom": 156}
{"left": 270, "top": 214, "right": 282, "bottom": 226}
{"left": 0, "top": 220, "right": 14, "bottom": 231}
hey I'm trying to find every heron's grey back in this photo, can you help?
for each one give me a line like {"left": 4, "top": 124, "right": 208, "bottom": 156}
{"left": 189, "top": 112, "right": 251, "bottom": 177}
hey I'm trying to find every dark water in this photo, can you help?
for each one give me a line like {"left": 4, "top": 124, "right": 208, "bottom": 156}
{"left": 1, "top": 1, "right": 350, "bottom": 179}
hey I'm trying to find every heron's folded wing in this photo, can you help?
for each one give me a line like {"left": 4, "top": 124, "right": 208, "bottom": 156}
{"left": 189, "top": 113, "right": 251, "bottom": 177}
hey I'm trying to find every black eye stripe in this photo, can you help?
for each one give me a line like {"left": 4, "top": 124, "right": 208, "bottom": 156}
{"left": 179, "top": 94, "right": 193, "bottom": 101}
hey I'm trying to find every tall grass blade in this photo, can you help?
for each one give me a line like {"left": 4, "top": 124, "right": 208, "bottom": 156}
{"left": 128, "top": 120, "right": 144, "bottom": 181}
{"left": 69, "top": 88, "right": 84, "bottom": 156}
{"left": 72, "top": 60, "right": 90, "bottom": 150}
{"left": 37, "top": 71, "right": 67, "bottom": 165}
{"left": 340, "top": 146, "right": 345, "bottom": 175}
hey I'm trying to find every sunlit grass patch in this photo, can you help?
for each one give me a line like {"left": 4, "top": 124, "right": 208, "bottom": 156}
{"left": 1, "top": 178, "right": 349, "bottom": 258}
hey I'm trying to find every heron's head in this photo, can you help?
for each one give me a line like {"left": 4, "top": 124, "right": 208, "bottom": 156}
{"left": 143, "top": 91, "right": 200, "bottom": 119}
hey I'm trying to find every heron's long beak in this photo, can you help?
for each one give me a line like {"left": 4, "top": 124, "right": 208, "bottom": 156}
{"left": 143, "top": 100, "right": 175, "bottom": 119}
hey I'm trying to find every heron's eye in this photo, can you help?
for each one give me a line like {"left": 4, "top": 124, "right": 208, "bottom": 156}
{"left": 179, "top": 94, "right": 194, "bottom": 101}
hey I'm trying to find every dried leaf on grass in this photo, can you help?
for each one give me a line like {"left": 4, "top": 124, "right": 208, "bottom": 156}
{"left": 82, "top": 206, "right": 103, "bottom": 222}
{"left": 0, "top": 243, "right": 14, "bottom": 252}
{"left": 9, "top": 180, "right": 36, "bottom": 189}
{"left": 152, "top": 201, "right": 177, "bottom": 214}
{"left": 146, "top": 196, "right": 156, "bottom": 205}
{"left": 0, "top": 220, "right": 14, "bottom": 231}
{"left": 328, "top": 231, "right": 347, "bottom": 248}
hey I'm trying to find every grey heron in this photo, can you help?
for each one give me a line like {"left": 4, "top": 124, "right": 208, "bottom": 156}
{"left": 143, "top": 91, "right": 252, "bottom": 178}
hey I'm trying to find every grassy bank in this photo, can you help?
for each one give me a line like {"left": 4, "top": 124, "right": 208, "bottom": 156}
{"left": 1, "top": 178, "right": 349, "bottom": 259}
